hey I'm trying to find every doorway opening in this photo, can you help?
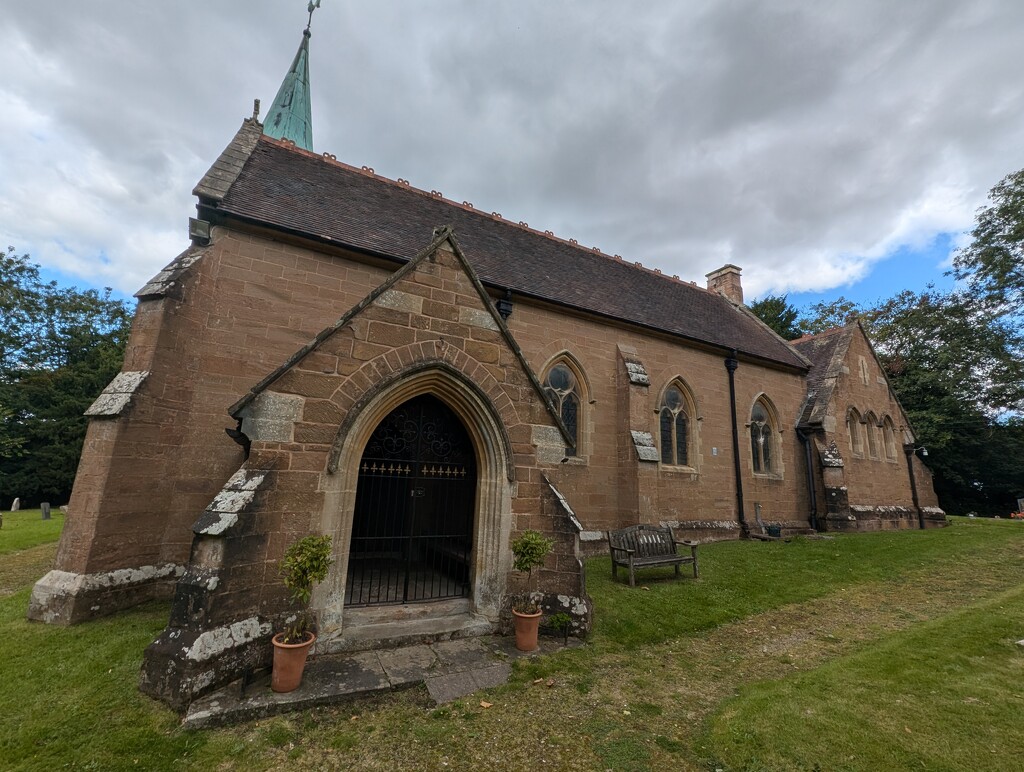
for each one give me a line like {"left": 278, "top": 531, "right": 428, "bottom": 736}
{"left": 345, "top": 394, "right": 477, "bottom": 606}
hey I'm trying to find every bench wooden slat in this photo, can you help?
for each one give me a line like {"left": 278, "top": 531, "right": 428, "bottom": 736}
{"left": 607, "top": 524, "right": 698, "bottom": 586}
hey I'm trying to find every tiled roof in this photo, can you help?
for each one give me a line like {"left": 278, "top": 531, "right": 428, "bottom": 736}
{"left": 207, "top": 135, "right": 807, "bottom": 370}
{"left": 791, "top": 326, "right": 855, "bottom": 427}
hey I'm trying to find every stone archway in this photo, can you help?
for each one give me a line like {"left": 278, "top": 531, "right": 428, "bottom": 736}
{"left": 345, "top": 394, "right": 477, "bottom": 607}
{"left": 314, "top": 363, "right": 515, "bottom": 646}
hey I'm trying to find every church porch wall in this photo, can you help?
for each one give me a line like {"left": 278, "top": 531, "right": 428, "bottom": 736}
{"left": 33, "top": 229, "right": 411, "bottom": 626}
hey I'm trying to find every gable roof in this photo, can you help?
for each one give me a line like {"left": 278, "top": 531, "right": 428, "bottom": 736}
{"left": 198, "top": 131, "right": 807, "bottom": 371}
{"left": 791, "top": 326, "right": 854, "bottom": 427}
{"left": 228, "top": 226, "right": 575, "bottom": 448}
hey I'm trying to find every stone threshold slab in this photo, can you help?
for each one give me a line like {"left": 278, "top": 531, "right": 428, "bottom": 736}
{"left": 182, "top": 635, "right": 577, "bottom": 729}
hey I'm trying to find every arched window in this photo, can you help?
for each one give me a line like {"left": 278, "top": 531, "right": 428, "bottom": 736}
{"left": 882, "top": 416, "right": 897, "bottom": 461}
{"left": 865, "top": 412, "right": 879, "bottom": 459}
{"left": 659, "top": 384, "right": 691, "bottom": 466}
{"left": 847, "top": 408, "right": 863, "bottom": 456}
{"left": 543, "top": 362, "right": 581, "bottom": 456}
{"left": 750, "top": 399, "right": 774, "bottom": 473}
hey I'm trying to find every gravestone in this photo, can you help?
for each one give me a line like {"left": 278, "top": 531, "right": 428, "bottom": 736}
{"left": 41, "top": 502, "right": 51, "bottom": 520}
{"left": 1017, "top": 498, "right": 1024, "bottom": 513}
{"left": 10, "top": 498, "right": 20, "bottom": 511}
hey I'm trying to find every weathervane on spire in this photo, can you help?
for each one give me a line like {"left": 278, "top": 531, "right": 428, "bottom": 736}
{"left": 306, "top": 0, "right": 321, "bottom": 32}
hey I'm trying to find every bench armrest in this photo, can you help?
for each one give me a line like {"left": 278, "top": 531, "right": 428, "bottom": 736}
{"left": 674, "top": 539, "right": 698, "bottom": 548}
{"left": 609, "top": 545, "right": 635, "bottom": 556}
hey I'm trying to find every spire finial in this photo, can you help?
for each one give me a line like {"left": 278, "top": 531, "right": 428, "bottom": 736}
{"left": 306, "top": 0, "right": 321, "bottom": 34}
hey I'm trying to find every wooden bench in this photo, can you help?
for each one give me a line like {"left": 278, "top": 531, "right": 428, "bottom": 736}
{"left": 607, "top": 524, "right": 699, "bottom": 587}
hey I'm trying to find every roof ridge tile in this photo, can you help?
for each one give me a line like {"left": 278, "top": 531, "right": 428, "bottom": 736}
{"left": 258, "top": 135, "right": 709, "bottom": 289}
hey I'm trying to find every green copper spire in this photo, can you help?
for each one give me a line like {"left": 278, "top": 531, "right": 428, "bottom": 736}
{"left": 264, "top": 3, "right": 320, "bottom": 151}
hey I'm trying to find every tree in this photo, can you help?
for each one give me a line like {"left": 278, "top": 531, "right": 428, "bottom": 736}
{"left": 798, "top": 296, "right": 864, "bottom": 335}
{"left": 869, "top": 290, "right": 1024, "bottom": 514}
{"left": 748, "top": 294, "right": 803, "bottom": 339}
{"left": 797, "top": 285, "right": 1024, "bottom": 515}
{"left": 0, "top": 248, "right": 133, "bottom": 505}
{"left": 870, "top": 289, "right": 1024, "bottom": 416}
{"left": 952, "top": 168, "right": 1024, "bottom": 318}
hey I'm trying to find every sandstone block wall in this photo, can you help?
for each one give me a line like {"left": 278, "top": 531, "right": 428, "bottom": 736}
{"left": 508, "top": 302, "right": 813, "bottom": 538}
{"left": 814, "top": 330, "right": 943, "bottom": 530}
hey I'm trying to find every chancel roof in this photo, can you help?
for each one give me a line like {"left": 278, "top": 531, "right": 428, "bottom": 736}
{"left": 791, "top": 325, "right": 855, "bottom": 427}
{"left": 197, "top": 128, "right": 808, "bottom": 370}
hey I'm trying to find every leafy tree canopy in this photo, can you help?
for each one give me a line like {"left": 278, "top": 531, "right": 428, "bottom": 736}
{"left": 798, "top": 296, "right": 863, "bottom": 335}
{"left": 748, "top": 294, "right": 803, "bottom": 340}
{"left": 785, "top": 166, "right": 1024, "bottom": 514}
{"left": 0, "top": 247, "right": 133, "bottom": 505}
{"left": 952, "top": 167, "right": 1024, "bottom": 317}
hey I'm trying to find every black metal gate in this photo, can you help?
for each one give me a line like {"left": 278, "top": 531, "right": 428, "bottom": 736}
{"left": 345, "top": 395, "right": 477, "bottom": 606}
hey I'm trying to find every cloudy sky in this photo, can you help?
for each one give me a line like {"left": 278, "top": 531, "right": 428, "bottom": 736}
{"left": 3, "top": 1, "right": 1023, "bottom": 308}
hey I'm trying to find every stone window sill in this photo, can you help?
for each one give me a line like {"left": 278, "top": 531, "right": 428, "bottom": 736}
{"left": 661, "top": 465, "right": 699, "bottom": 477}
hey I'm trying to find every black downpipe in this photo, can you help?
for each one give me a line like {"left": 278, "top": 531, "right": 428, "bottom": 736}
{"left": 904, "top": 445, "right": 924, "bottom": 530}
{"left": 796, "top": 428, "right": 820, "bottom": 531}
{"left": 725, "top": 352, "right": 748, "bottom": 536}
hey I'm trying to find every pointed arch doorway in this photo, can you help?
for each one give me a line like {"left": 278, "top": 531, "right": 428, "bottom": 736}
{"left": 345, "top": 394, "right": 478, "bottom": 606}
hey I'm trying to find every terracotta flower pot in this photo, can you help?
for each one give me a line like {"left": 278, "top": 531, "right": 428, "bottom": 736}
{"left": 271, "top": 631, "right": 316, "bottom": 693}
{"left": 512, "top": 609, "right": 543, "bottom": 652}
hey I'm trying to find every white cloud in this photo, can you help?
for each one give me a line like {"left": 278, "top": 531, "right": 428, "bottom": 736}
{"left": 2, "top": 0, "right": 1023, "bottom": 300}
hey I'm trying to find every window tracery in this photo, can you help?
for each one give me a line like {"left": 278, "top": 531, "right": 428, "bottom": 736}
{"left": 750, "top": 399, "right": 775, "bottom": 473}
{"left": 659, "top": 385, "right": 691, "bottom": 466}
{"left": 847, "top": 407, "right": 864, "bottom": 456}
{"left": 543, "top": 361, "right": 581, "bottom": 456}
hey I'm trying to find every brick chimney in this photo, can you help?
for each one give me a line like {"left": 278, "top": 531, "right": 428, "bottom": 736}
{"left": 705, "top": 264, "right": 743, "bottom": 304}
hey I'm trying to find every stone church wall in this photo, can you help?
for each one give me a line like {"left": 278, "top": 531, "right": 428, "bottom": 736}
{"left": 508, "top": 302, "right": 813, "bottom": 542}
{"left": 31, "top": 228, "right": 399, "bottom": 623}
{"left": 819, "top": 331, "right": 942, "bottom": 530}
{"left": 138, "top": 234, "right": 590, "bottom": 708}
{"left": 33, "top": 218, "right": 824, "bottom": 629}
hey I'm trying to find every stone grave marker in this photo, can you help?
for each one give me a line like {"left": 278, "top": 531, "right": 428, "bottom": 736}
{"left": 41, "top": 502, "right": 51, "bottom": 520}
{"left": 11, "top": 497, "right": 20, "bottom": 511}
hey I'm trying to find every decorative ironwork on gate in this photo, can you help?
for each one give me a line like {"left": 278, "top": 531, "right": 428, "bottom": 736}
{"left": 346, "top": 395, "right": 477, "bottom": 606}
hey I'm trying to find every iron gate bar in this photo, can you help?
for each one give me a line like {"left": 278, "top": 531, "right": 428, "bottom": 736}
{"left": 346, "top": 395, "right": 477, "bottom": 607}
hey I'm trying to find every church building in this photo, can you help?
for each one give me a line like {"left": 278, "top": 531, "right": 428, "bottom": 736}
{"left": 27, "top": 17, "right": 943, "bottom": 710}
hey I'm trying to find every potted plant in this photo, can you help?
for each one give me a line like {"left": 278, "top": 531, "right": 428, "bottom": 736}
{"left": 271, "top": 534, "right": 333, "bottom": 693}
{"left": 510, "top": 529, "right": 554, "bottom": 652}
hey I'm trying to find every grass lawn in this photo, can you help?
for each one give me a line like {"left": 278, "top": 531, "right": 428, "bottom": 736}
{"left": 0, "top": 509, "right": 65, "bottom": 554}
{"left": 1, "top": 516, "right": 1023, "bottom": 770}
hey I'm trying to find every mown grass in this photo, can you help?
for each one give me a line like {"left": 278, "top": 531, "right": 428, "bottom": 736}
{"left": 0, "top": 586, "right": 244, "bottom": 770}
{"left": 1, "top": 516, "right": 1022, "bottom": 770}
{"left": 0, "top": 509, "right": 65, "bottom": 554}
{"left": 586, "top": 518, "right": 1023, "bottom": 650}
{"left": 702, "top": 584, "right": 1024, "bottom": 771}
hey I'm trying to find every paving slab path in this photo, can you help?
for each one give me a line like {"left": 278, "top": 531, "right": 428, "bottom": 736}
{"left": 183, "top": 635, "right": 578, "bottom": 729}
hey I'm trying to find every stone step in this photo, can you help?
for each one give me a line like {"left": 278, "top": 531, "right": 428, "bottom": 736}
{"left": 319, "top": 612, "right": 494, "bottom": 655}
